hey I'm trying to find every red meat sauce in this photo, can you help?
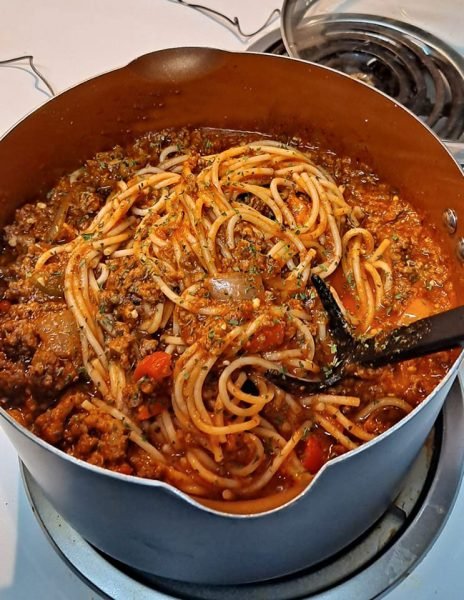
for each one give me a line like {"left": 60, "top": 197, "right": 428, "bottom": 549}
{"left": 0, "top": 127, "right": 459, "bottom": 486}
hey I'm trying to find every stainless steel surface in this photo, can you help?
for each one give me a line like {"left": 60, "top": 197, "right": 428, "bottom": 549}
{"left": 20, "top": 379, "right": 464, "bottom": 599}
{"left": 247, "top": 28, "right": 287, "bottom": 54}
{"left": 1, "top": 47, "right": 463, "bottom": 585}
{"left": 266, "top": 3, "right": 464, "bottom": 141}
{"left": 445, "top": 141, "right": 464, "bottom": 166}
{"left": 443, "top": 208, "right": 458, "bottom": 234}
{"left": 249, "top": 25, "right": 464, "bottom": 147}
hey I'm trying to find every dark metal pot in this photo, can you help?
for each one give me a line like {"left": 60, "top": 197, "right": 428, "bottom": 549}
{"left": 0, "top": 48, "right": 463, "bottom": 585}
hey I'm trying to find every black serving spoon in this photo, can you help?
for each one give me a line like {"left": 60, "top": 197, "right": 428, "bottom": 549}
{"left": 269, "top": 274, "right": 464, "bottom": 393}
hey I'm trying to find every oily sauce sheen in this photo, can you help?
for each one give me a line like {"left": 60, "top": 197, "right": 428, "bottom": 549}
{"left": 0, "top": 128, "right": 458, "bottom": 510}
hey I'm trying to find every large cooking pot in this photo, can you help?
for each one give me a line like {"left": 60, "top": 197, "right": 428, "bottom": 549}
{"left": 1, "top": 48, "right": 463, "bottom": 585}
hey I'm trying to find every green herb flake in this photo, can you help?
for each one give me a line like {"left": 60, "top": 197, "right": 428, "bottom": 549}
{"left": 302, "top": 426, "right": 311, "bottom": 440}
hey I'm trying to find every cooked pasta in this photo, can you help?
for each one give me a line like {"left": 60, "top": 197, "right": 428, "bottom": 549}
{"left": 0, "top": 128, "right": 457, "bottom": 511}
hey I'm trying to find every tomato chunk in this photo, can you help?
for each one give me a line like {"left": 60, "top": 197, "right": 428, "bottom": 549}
{"left": 246, "top": 323, "right": 285, "bottom": 354}
{"left": 302, "top": 434, "right": 326, "bottom": 474}
{"left": 134, "top": 351, "right": 172, "bottom": 382}
{"left": 136, "top": 404, "right": 151, "bottom": 420}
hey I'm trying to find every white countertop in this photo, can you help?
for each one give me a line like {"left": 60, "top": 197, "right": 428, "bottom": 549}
{"left": 1, "top": 1, "right": 464, "bottom": 598}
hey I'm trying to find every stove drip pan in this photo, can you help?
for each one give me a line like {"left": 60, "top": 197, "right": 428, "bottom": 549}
{"left": 248, "top": 15, "right": 464, "bottom": 142}
{"left": 22, "top": 379, "right": 464, "bottom": 599}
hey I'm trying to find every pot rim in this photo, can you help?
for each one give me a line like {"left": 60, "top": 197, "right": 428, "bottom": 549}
{"left": 1, "top": 47, "right": 463, "bottom": 174}
{"left": 1, "top": 46, "right": 463, "bottom": 520}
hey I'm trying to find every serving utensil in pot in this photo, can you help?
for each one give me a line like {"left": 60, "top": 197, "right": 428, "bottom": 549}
{"left": 270, "top": 275, "right": 464, "bottom": 393}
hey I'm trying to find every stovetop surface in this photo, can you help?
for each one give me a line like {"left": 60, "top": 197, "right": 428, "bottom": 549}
{"left": 1, "top": 1, "right": 464, "bottom": 598}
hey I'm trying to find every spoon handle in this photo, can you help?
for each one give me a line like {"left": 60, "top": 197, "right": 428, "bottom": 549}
{"left": 356, "top": 305, "right": 464, "bottom": 367}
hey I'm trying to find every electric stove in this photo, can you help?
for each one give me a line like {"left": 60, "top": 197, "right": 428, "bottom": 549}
{"left": 1, "top": 1, "right": 464, "bottom": 598}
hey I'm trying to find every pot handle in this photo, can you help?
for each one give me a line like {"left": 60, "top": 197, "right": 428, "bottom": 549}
{"left": 444, "top": 141, "right": 464, "bottom": 168}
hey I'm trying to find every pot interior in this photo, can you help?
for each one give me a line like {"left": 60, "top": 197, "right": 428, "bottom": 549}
{"left": 0, "top": 49, "right": 463, "bottom": 292}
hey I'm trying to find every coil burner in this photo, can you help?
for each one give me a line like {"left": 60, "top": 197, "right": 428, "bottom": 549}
{"left": 248, "top": 15, "right": 464, "bottom": 141}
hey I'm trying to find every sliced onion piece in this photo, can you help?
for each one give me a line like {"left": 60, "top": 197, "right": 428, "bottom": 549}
{"left": 35, "top": 309, "right": 80, "bottom": 358}
{"left": 207, "top": 273, "right": 264, "bottom": 301}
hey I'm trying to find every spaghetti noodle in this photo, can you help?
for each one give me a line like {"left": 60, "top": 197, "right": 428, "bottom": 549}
{"left": 1, "top": 128, "right": 457, "bottom": 509}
